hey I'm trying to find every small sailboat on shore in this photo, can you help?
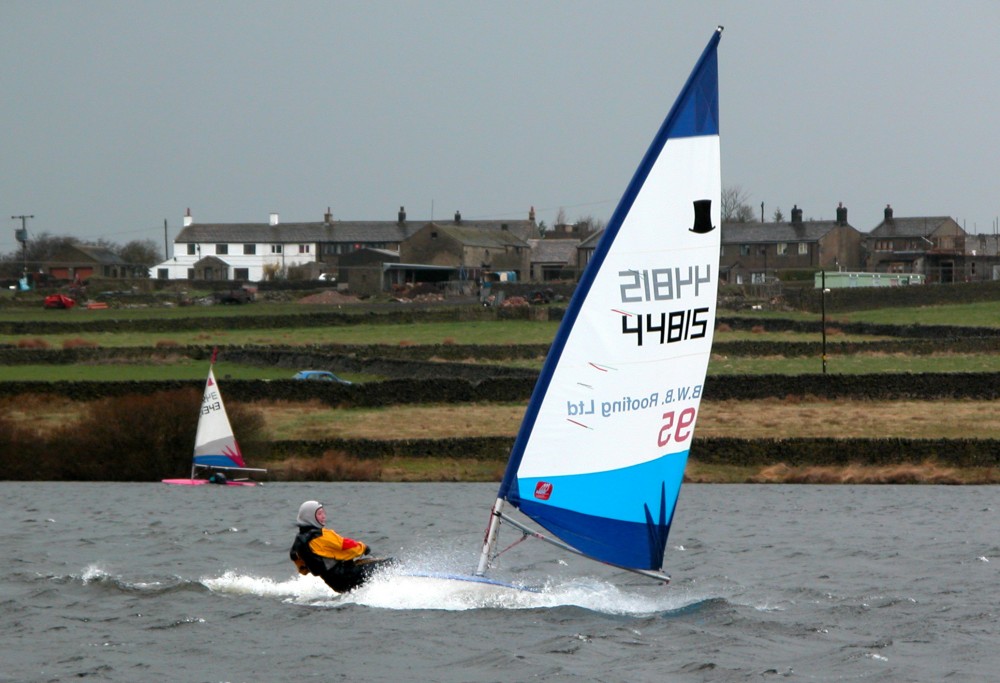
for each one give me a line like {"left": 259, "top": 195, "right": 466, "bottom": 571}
{"left": 162, "top": 350, "right": 267, "bottom": 486}
{"left": 470, "top": 28, "right": 724, "bottom": 586}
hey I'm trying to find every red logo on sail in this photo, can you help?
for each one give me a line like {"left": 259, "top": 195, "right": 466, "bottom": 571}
{"left": 534, "top": 481, "right": 553, "bottom": 500}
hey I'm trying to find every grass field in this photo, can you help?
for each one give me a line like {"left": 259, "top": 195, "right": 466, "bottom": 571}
{"left": 6, "top": 296, "right": 1000, "bottom": 482}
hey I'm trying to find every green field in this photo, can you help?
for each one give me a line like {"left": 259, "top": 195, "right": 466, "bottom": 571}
{"left": 3, "top": 299, "right": 1000, "bottom": 379}
{"left": 5, "top": 296, "right": 1000, "bottom": 482}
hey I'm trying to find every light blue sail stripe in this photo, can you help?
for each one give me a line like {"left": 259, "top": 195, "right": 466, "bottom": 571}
{"left": 515, "top": 449, "right": 689, "bottom": 524}
{"left": 194, "top": 455, "right": 244, "bottom": 468}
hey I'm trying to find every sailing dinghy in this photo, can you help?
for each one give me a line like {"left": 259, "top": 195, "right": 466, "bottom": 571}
{"left": 473, "top": 28, "right": 723, "bottom": 586}
{"left": 162, "top": 351, "right": 267, "bottom": 486}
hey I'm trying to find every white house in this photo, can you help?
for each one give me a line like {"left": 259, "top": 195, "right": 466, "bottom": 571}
{"left": 151, "top": 207, "right": 539, "bottom": 282}
{"left": 151, "top": 208, "right": 412, "bottom": 282}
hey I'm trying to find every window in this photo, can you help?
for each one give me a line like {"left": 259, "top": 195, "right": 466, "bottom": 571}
{"left": 187, "top": 268, "right": 194, "bottom": 279}
{"left": 234, "top": 268, "right": 249, "bottom": 280}
{"left": 271, "top": 244, "right": 282, "bottom": 254}
{"left": 243, "top": 244, "right": 256, "bottom": 255}
{"left": 298, "top": 244, "right": 311, "bottom": 254}
{"left": 751, "top": 272, "right": 765, "bottom": 284}
{"left": 216, "top": 244, "right": 228, "bottom": 255}
{"left": 187, "top": 244, "right": 196, "bottom": 255}
{"left": 777, "top": 242, "right": 788, "bottom": 256}
{"left": 157, "top": 268, "right": 168, "bottom": 280}
{"left": 798, "top": 242, "right": 809, "bottom": 255}
{"left": 740, "top": 244, "right": 751, "bottom": 256}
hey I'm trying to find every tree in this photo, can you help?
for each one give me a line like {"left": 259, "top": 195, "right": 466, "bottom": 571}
{"left": 573, "top": 214, "right": 606, "bottom": 234}
{"left": 773, "top": 207, "right": 785, "bottom": 223}
{"left": 722, "top": 185, "right": 755, "bottom": 222}
{"left": 119, "top": 239, "right": 161, "bottom": 267}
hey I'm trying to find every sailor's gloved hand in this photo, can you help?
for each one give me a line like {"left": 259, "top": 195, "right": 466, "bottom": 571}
{"left": 363, "top": 546, "right": 372, "bottom": 555}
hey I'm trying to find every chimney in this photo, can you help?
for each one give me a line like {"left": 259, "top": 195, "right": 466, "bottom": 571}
{"left": 183, "top": 208, "right": 193, "bottom": 227}
{"left": 397, "top": 206, "right": 406, "bottom": 226}
{"left": 529, "top": 206, "right": 536, "bottom": 222}
{"left": 791, "top": 205, "right": 803, "bottom": 225}
{"left": 454, "top": 210, "right": 462, "bottom": 225}
{"left": 884, "top": 204, "right": 894, "bottom": 222}
{"left": 269, "top": 212, "right": 279, "bottom": 226}
{"left": 324, "top": 207, "right": 332, "bottom": 224}
{"left": 835, "top": 202, "right": 847, "bottom": 226}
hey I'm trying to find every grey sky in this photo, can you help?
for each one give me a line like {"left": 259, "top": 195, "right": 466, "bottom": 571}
{"left": 3, "top": 1, "right": 998, "bottom": 257}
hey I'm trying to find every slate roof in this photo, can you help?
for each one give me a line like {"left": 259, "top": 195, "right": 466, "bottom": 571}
{"left": 721, "top": 220, "right": 850, "bottom": 244}
{"left": 576, "top": 230, "right": 604, "bottom": 249}
{"left": 867, "top": 216, "right": 961, "bottom": 238}
{"left": 174, "top": 217, "right": 539, "bottom": 244}
{"left": 64, "top": 244, "right": 128, "bottom": 265}
{"left": 527, "top": 238, "right": 579, "bottom": 263}
{"left": 175, "top": 221, "right": 418, "bottom": 244}
{"left": 430, "top": 224, "right": 530, "bottom": 248}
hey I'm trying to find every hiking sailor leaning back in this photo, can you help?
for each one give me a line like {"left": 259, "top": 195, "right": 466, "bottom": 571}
{"left": 289, "top": 500, "right": 389, "bottom": 593}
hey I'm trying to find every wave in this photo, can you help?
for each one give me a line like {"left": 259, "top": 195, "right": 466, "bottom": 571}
{"left": 200, "top": 560, "right": 724, "bottom": 615}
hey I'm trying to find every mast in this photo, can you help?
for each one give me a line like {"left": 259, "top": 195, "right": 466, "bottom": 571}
{"left": 475, "top": 497, "right": 506, "bottom": 576}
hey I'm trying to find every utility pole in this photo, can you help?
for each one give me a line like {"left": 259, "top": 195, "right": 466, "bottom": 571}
{"left": 821, "top": 270, "right": 828, "bottom": 374}
{"left": 11, "top": 214, "right": 34, "bottom": 277}
{"left": 163, "top": 219, "right": 169, "bottom": 260}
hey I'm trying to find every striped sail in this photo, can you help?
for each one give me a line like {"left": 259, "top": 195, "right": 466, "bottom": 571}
{"left": 192, "top": 367, "right": 246, "bottom": 469}
{"left": 493, "top": 29, "right": 722, "bottom": 573}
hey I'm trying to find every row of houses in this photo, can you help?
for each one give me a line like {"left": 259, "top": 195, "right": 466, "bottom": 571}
{"left": 722, "top": 203, "right": 990, "bottom": 285}
{"left": 34, "top": 202, "right": 1000, "bottom": 291}
{"left": 149, "top": 206, "right": 600, "bottom": 295}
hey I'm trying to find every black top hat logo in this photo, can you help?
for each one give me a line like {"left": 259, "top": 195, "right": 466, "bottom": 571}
{"left": 690, "top": 199, "right": 715, "bottom": 234}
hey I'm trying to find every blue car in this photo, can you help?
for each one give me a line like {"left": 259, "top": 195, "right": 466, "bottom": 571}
{"left": 292, "top": 370, "right": 352, "bottom": 385}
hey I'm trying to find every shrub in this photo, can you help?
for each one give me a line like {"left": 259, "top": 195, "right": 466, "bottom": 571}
{"left": 62, "top": 338, "right": 98, "bottom": 349}
{"left": 0, "top": 412, "right": 42, "bottom": 479}
{"left": 17, "top": 338, "right": 50, "bottom": 349}
{"left": 54, "top": 389, "right": 268, "bottom": 481}
{"left": 272, "top": 450, "right": 382, "bottom": 481}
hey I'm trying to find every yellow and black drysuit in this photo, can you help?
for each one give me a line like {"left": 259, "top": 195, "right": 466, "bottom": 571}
{"left": 289, "top": 500, "right": 386, "bottom": 593}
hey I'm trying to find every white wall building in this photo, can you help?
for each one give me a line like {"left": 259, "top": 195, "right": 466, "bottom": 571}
{"left": 150, "top": 207, "right": 541, "bottom": 283}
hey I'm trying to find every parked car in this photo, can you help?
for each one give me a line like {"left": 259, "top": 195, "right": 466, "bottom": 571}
{"left": 292, "top": 370, "right": 352, "bottom": 385}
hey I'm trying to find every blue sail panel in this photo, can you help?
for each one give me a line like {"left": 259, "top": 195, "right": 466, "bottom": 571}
{"left": 510, "top": 450, "right": 689, "bottom": 569}
{"left": 494, "top": 29, "right": 722, "bottom": 575}
{"left": 194, "top": 454, "right": 244, "bottom": 468}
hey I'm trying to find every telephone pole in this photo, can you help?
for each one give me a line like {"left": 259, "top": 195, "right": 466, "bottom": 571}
{"left": 11, "top": 214, "right": 34, "bottom": 276}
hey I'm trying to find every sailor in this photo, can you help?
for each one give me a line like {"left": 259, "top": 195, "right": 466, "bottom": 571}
{"left": 289, "top": 500, "right": 384, "bottom": 593}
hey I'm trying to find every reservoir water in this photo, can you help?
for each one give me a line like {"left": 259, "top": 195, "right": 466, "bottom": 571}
{"left": 2, "top": 482, "right": 998, "bottom": 682}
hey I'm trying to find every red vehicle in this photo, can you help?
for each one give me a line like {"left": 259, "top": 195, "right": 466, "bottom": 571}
{"left": 43, "top": 294, "right": 76, "bottom": 309}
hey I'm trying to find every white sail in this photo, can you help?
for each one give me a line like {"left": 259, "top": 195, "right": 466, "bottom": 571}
{"left": 192, "top": 367, "right": 247, "bottom": 470}
{"left": 478, "top": 28, "right": 722, "bottom": 580}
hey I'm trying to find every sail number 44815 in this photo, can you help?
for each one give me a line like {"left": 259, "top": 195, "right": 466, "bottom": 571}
{"left": 621, "top": 308, "right": 709, "bottom": 346}
{"left": 657, "top": 407, "right": 696, "bottom": 447}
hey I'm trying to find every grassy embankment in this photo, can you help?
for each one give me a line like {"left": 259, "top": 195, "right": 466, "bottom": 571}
{"left": 5, "top": 299, "right": 1000, "bottom": 482}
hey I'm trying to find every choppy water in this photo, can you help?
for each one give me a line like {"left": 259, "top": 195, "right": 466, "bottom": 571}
{"left": 2, "top": 482, "right": 998, "bottom": 682}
